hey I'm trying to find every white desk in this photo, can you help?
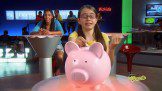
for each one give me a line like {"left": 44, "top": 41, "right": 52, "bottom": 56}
{"left": 25, "top": 35, "right": 61, "bottom": 79}
{"left": 32, "top": 75, "right": 149, "bottom": 91}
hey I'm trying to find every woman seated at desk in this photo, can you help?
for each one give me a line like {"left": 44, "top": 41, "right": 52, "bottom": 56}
{"left": 30, "top": 9, "right": 64, "bottom": 76}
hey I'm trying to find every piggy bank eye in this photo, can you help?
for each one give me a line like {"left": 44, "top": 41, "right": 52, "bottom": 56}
{"left": 85, "top": 61, "right": 87, "bottom": 63}
{"left": 73, "top": 60, "right": 76, "bottom": 62}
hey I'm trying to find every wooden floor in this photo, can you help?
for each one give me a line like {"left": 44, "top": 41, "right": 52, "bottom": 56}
{"left": 0, "top": 62, "right": 39, "bottom": 78}
{"left": 0, "top": 61, "right": 162, "bottom": 91}
{"left": 117, "top": 63, "right": 162, "bottom": 91}
{"left": 0, "top": 61, "right": 40, "bottom": 91}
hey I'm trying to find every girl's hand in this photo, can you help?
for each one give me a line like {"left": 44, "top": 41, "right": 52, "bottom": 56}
{"left": 75, "top": 36, "right": 87, "bottom": 47}
{"left": 38, "top": 28, "right": 44, "bottom": 35}
{"left": 39, "top": 28, "right": 50, "bottom": 35}
{"left": 111, "top": 36, "right": 121, "bottom": 44}
{"left": 39, "top": 28, "right": 44, "bottom": 32}
{"left": 42, "top": 30, "right": 50, "bottom": 35}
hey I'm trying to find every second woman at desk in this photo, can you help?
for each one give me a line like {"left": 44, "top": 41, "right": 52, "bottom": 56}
{"left": 31, "top": 9, "right": 64, "bottom": 35}
{"left": 30, "top": 9, "right": 64, "bottom": 76}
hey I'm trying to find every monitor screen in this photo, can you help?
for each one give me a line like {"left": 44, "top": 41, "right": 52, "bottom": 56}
{"left": 146, "top": 4, "right": 162, "bottom": 16}
{"left": 6, "top": 10, "right": 78, "bottom": 20}
{"left": 59, "top": 10, "right": 78, "bottom": 19}
{"left": 155, "top": 18, "right": 159, "bottom": 24}
{"left": 155, "top": 17, "right": 162, "bottom": 24}
{"left": 15, "top": 11, "right": 36, "bottom": 20}
{"left": 6, "top": 10, "right": 14, "bottom": 20}
{"left": 145, "top": 17, "right": 155, "bottom": 24}
{"left": 36, "top": 10, "right": 44, "bottom": 15}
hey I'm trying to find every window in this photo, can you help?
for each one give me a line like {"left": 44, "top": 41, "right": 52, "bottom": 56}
{"left": 15, "top": 11, "right": 36, "bottom": 20}
{"left": 6, "top": 10, "right": 14, "bottom": 20}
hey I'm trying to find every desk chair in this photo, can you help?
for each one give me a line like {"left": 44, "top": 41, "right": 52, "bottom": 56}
{"left": 119, "top": 44, "right": 141, "bottom": 75}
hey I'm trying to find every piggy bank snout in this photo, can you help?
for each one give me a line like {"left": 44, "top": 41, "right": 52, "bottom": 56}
{"left": 71, "top": 69, "right": 89, "bottom": 84}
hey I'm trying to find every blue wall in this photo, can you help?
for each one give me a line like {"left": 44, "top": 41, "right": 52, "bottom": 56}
{"left": 0, "top": 0, "right": 122, "bottom": 36}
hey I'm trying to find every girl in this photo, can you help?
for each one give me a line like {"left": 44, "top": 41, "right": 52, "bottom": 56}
{"left": 31, "top": 9, "right": 64, "bottom": 35}
{"left": 30, "top": 9, "right": 64, "bottom": 75}
{"left": 68, "top": 5, "right": 110, "bottom": 53}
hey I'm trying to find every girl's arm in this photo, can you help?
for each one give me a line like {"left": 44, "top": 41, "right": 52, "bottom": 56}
{"left": 49, "top": 31, "right": 62, "bottom": 35}
{"left": 54, "top": 20, "right": 64, "bottom": 35}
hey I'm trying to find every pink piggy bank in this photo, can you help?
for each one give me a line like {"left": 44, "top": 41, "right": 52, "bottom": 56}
{"left": 65, "top": 41, "right": 111, "bottom": 89}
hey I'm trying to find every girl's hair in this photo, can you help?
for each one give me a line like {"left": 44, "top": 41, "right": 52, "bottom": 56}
{"left": 41, "top": 9, "right": 55, "bottom": 31}
{"left": 77, "top": 5, "right": 107, "bottom": 51}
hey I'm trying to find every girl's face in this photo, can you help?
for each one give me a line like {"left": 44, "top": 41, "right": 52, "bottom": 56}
{"left": 78, "top": 8, "right": 98, "bottom": 31}
{"left": 44, "top": 11, "right": 53, "bottom": 23}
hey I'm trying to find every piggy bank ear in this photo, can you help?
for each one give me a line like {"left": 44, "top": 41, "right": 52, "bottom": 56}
{"left": 89, "top": 42, "right": 104, "bottom": 58}
{"left": 65, "top": 41, "right": 80, "bottom": 55}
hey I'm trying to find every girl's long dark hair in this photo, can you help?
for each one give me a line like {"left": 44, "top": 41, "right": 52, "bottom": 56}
{"left": 77, "top": 5, "right": 107, "bottom": 51}
{"left": 40, "top": 9, "right": 55, "bottom": 31}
